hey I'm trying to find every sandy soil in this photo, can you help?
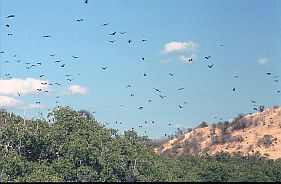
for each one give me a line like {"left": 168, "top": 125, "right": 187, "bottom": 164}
{"left": 155, "top": 107, "right": 281, "bottom": 159}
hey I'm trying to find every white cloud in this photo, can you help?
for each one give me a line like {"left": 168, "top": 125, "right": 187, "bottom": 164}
{"left": 0, "top": 95, "right": 22, "bottom": 107}
{"left": 161, "top": 41, "right": 198, "bottom": 55}
{"left": 160, "top": 41, "right": 199, "bottom": 64}
{"left": 179, "top": 53, "right": 197, "bottom": 64}
{"left": 0, "top": 78, "right": 49, "bottom": 96}
{"left": 67, "top": 85, "right": 88, "bottom": 95}
{"left": 21, "top": 103, "right": 44, "bottom": 110}
{"left": 257, "top": 57, "right": 270, "bottom": 66}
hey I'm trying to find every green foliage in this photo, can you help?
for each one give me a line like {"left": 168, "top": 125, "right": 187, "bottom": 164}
{"left": 1, "top": 106, "right": 281, "bottom": 182}
{"left": 21, "top": 161, "right": 63, "bottom": 182}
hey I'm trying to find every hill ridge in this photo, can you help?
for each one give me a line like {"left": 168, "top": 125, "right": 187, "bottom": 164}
{"left": 155, "top": 107, "right": 281, "bottom": 159}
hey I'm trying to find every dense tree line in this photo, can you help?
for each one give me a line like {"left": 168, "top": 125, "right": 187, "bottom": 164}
{"left": 1, "top": 107, "right": 281, "bottom": 182}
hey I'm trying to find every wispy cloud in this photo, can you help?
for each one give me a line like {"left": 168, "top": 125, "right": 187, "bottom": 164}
{"left": 179, "top": 54, "right": 197, "bottom": 64}
{"left": 0, "top": 78, "right": 49, "bottom": 96}
{"left": 161, "top": 41, "right": 198, "bottom": 55}
{"left": 0, "top": 95, "right": 22, "bottom": 107}
{"left": 67, "top": 85, "right": 88, "bottom": 95}
{"left": 257, "top": 57, "right": 270, "bottom": 66}
{"left": 21, "top": 103, "right": 45, "bottom": 110}
{"left": 161, "top": 41, "right": 199, "bottom": 64}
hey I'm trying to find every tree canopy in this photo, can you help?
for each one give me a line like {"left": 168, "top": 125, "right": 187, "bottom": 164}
{"left": 1, "top": 106, "right": 281, "bottom": 182}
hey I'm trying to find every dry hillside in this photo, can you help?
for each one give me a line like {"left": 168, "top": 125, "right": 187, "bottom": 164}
{"left": 155, "top": 107, "right": 281, "bottom": 159}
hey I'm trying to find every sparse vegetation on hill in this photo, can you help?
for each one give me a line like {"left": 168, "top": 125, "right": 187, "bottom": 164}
{"left": 1, "top": 107, "right": 281, "bottom": 182}
{"left": 257, "top": 135, "right": 275, "bottom": 148}
{"left": 155, "top": 107, "right": 281, "bottom": 160}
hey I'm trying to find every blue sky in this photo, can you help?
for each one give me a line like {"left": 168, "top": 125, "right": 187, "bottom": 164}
{"left": 0, "top": 0, "right": 281, "bottom": 139}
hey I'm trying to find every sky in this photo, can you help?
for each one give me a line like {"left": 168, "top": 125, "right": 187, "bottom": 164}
{"left": 0, "top": 0, "right": 281, "bottom": 139}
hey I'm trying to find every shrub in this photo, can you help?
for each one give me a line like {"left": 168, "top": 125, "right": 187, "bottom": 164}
{"left": 211, "top": 136, "right": 220, "bottom": 145}
{"left": 228, "top": 135, "right": 244, "bottom": 143}
{"left": 196, "top": 121, "right": 208, "bottom": 129}
{"left": 259, "top": 105, "right": 265, "bottom": 112}
{"left": 209, "top": 126, "right": 216, "bottom": 136}
{"left": 230, "top": 114, "right": 257, "bottom": 130}
{"left": 184, "top": 128, "right": 193, "bottom": 133}
{"left": 211, "top": 123, "right": 217, "bottom": 128}
{"left": 230, "top": 114, "right": 246, "bottom": 130}
{"left": 257, "top": 135, "right": 274, "bottom": 148}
